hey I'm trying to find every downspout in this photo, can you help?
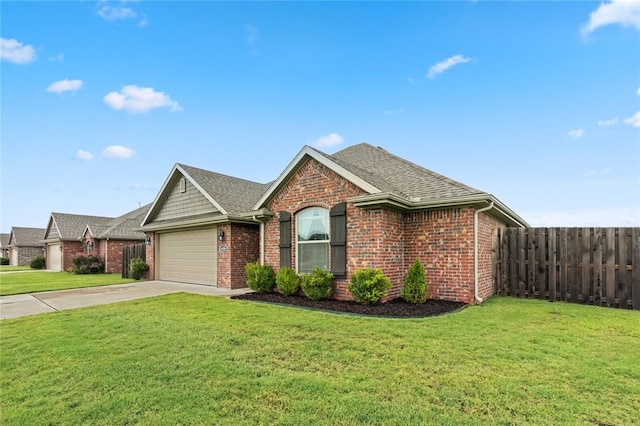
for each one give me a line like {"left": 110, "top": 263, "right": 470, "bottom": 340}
{"left": 474, "top": 202, "right": 494, "bottom": 304}
{"left": 105, "top": 238, "right": 109, "bottom": 273}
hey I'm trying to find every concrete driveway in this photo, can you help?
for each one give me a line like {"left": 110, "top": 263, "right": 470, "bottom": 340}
{"left": 0, "top": 281, "right": 251, "bottom": 320}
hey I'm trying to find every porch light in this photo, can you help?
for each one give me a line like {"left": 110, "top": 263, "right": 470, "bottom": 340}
{"left": 145, "top": 236, "right": 151, "bottom": 245}
{"left": 218, "top": 229, "right": 226, "bottom": 241}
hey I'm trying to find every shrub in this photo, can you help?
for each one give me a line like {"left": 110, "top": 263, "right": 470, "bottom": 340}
{"left": 245, "top": 262, "right": 276, "bottom": 293}
{"left": 276, "top": 267, "right": 300, "bottom": 296}
{"left": 130, "top": 258, "right": 149, "bottom": 280}
{"left": 402, "top": 258, "right": 428, "bottom": 304}
{"left": 348, "top": 268, "right": 391, "bottom": 305}
{"left": 301, "top": 268, "right": 334, "bottom": 301}
{"left": 72, "top": 255, "right": 104, "bottom": 274}
{"left": 0, "top": 257, "right": 9, "bottom": 265}
{"left": 30, "top": 255, "right": 46, "bottom": 270}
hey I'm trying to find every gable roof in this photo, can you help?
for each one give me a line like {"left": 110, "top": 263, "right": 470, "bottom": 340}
{"left": 253, "top": 143, "right": 528, "bottom": 227}
{"left": 85, "top": 204, "right": 150, "bottom": 240}
{"left": 45, "top": 213, "right": 113, "bottom": 241}
{"left": 9, "top": 227, "right": 46, "bottom": 247}
{"left": 141, "top": 164, "right": 271, "bottom": 228}
{"left": 0, "top": 233, "right": 10, "bottom": 248}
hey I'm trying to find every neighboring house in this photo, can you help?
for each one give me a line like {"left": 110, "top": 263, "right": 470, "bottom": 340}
{"left": 81, "top": 204, "right": 151, "bottom": 273}
{"left": 140, "top": 143, "right": 528, "bottom": 304}
{"left": 42, "top": 206, "right": 149, "bottom": 273}
{"left": 7, "top": 227, "right": 45, "bottom": 266}
{"left": 0, "top": 233, "right": 10, "bottom": 259}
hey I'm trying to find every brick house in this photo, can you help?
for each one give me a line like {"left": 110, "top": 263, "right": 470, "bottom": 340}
{"left": 0, "top": 233, "right": 10, "bottom": 260}
{"left": 42, "top": 205, "right": 149, "bottom": 272}
{"left": 141, "top": 143, "right": 527, "bottom": 304}
{"left": 7, "top": 227, "right": 45, "bottom": 266}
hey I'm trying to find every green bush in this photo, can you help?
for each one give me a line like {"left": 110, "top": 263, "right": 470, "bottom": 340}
{"left": 245, "top": 262, "right": 276, "bottom": 293}
{"left": 72, "top": 255, "right": 104, "bottom": 274}
{"left": 276, "top": 267, "right": 301, "bottom": 296}
{"left": 402, "top": 258, "right": 428, "bottom": 304}
{"left": 0, "top": 257, "right": 9, "bottom": 265}
{"left": 130, "top": 258, "right": 149, "bottom": 280}
{"left": 29, "top": 255, "right": 46, "bottom": 270}
{"left": 301, "top": 268, "right": 334, "bottom": 301}
{"left": 348, "top": 268, "right": 391, "bottom": 305}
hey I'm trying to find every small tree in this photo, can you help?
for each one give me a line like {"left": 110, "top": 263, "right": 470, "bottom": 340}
{"left": 348, "top": 268, "right": 391, "bottom": 305}
{"left": 245, "top": 262, "right": 276, "bottom": 293}
{"left": 130, "top": 258, "right": 149, "bottom": 280}
{"left": 401, "top": 258, "right": 428, "bottom": 304}
{"left": 276, "top": 267, "right": 300, "bottom": 296}
{"left": 301, "top": 268, "right": 333, "bottom": 301}
{"left": 30, "top": 255, "right": 46, "bottom": 270}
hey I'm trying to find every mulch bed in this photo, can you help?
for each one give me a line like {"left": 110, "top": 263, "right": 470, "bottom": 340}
{"left": 231, "top": 292, "right": 467, "bottom": 318}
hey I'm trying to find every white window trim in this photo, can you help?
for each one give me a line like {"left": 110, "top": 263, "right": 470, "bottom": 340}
{"left": 295, "top": 207, "right": 330, "bottom": 274}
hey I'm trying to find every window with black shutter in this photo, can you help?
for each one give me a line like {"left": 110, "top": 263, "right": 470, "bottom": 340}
{"left": 330, "top": 202, "right": 347, "bottom": 277}
{"left": 279, "top": 211, "right": 292, "bottom": 268}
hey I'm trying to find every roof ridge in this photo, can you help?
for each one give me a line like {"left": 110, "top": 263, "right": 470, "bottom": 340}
{"left": 178, "top": 163, "right": 268, "bottom": 186}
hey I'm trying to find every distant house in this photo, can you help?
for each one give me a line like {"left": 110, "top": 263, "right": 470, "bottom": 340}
{"left": 42, "top": 205, "right": 150, "bottom": 273}
{"left": 7, "top": 227, "right": 45, "bottom": 266}
{"left": 140, "top": 143, "right": 528, "bottom": 305}
{"left": 0, "top": 233, "right": 10, "bottom": 259}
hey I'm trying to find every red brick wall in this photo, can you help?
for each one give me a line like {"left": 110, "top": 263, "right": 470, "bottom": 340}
{"left": 477, "top": 212, "right": 504, "bottom": 302}
{"left": 103, "top": 240, "right": 142, "bottom": 274}
{"left": 62, "top": 241, "right": 83, "bottom": 271}
{"left": 404, "top": 208, "right": 475, "bottom": 304}
{"left": 217, "top": 223, "right": 260, "bottom": 289}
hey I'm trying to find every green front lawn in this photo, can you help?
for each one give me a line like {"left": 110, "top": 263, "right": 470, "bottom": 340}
{"left": 0, "top": 265, "right": 31, "bottom": 272}
{"left": 0, "top": 272, "right": 136, "bottom": 296}
{"left": 2, "top": 296, "right": 638, "bottom": 425}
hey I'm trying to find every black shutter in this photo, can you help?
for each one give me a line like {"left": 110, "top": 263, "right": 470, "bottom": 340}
{"left": 279, "top": 211, "right": 292, "bottom": 268}
{"left": 330, "top": 202, "right": 347, "bottom": 277}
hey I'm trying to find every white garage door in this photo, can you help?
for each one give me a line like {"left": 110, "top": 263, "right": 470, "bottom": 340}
{"left": 47, "top": 243, "right": 62, "bottom": 271}
{"left": 157, "top": 228, "right": 217, "bottom": 285}
{"left": 10, "top": 248, "right": 18, "bottom": 266}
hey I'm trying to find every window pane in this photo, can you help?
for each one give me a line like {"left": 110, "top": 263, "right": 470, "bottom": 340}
{"left": 298, "top": 242, "right": 329, "bottom": 274}
{"left": 297, "top": 208, "right": 329, "bottom": 242}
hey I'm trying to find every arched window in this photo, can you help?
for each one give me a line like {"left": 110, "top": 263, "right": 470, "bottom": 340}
{"left": 296, "top": 207, "right": 329, "bottom": 273}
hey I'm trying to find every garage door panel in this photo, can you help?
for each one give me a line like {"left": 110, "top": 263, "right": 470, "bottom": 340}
{"left": 47, "top": 244, "right": 62, "bottom": 271}
{"left": 157, "top": 228, "right": 217, "bottom": 285}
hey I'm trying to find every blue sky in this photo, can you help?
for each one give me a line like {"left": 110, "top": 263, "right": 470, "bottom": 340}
{"left": 1, "top": 1, "right": 639, "bottom": 233}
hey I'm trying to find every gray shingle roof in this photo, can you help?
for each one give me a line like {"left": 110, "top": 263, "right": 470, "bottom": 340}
{"left": 51, "top": 213, "right": 113, "bottom": 240}
{"left": 10, "top": 227, "right": 46, "bottom": 247}
{"left": 94, "top": 204, "right": 150, "bottom": 240}
{"left": 0, "top": 233, "right": 10, "bottom": 248}
{"left": 331, "top": 143, "right": 486, "bottom": 201}
{"left": 179, "top": 164, "right": 271, "bottom": 216}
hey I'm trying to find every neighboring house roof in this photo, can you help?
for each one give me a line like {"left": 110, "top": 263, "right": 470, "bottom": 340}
{"left": 86, "top": 204, "right": 150, "bottom": 240}
{"left": 0, "top": 233, "right": 10, "bottom": 248}
{"left": 9, "top": 227, "right": 46, "bottom": 247}
{"left": 140, "top": 164, "right": 271, "bottom": 229}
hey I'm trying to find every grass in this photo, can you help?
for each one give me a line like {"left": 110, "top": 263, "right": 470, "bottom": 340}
{"left": 1, "top": 296, "right": 638, "bottom": 425}
{"left": 0, "top": 272, "right": 136, "bottom": 296}
{"left": 0, "top": 265, "right": 31, "bottom": 272}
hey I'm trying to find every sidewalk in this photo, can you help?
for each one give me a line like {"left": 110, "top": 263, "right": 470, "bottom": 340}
{"left": 0, "top": 281, "right": 251, "bottom": 320}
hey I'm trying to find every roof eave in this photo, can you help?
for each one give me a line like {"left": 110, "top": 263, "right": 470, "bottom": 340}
{"left": 348, "top": 193, "right": 529, "bottom": 227}
{"left": 136, "top": 215, "right": 261, "bottom": 232}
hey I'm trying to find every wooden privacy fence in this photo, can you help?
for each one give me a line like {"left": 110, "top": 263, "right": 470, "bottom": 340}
{"left": 496, "top": 228, "right": 640, "bottom": 310}
{"left": 121, "top": 243, "right": 146, "bottom": 278}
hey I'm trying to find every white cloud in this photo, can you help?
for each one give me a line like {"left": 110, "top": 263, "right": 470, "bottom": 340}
{"left": 581, "top": 0, "right": 640, "bottom": 35}
{"left": 0, "top": 37, "right": 36, "bottom": 64}
{"left": 426, "top": 55, "right": 472, "bottom": 79}
{"left": 102, "top": 145, "right": 136, "bottom": 159}
{"left": 637, "top": 87, "right": 640, "bottom": 96}
{"left": 75, "top": 150, "right": 94, "bottom": 161}
{"left": 46, "top": 79, "right": 83, "bottom": 94}
{"left": 314, "top": 133, "right": 344, "bottom": 148}
{"left": 597, "top": 118, "right": 619, "bottom": 126}
{"left": 568, "top": 129, "right": 585, "bottom": 138}
{"left": 97, "top": 1, "right": 148, "bottom": 27}
{"left": 624, "top": 110, "right": 640, "bottom": 127}
{"left": 49, "top": 53, "right": 64, "bottom": 62}
{"left": 103, "top": 85, "right": 181, "bottom": 113}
